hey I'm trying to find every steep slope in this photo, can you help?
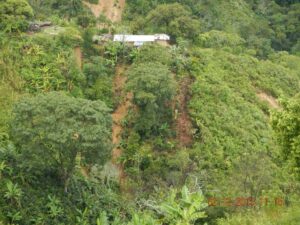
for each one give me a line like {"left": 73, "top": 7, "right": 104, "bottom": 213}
{"left": 112, "top": 65, "right": 131, "bottom": 187}
{"left": 83, "top": 0, "right": 125, "bottom": 22}
{"left": 175, "top": 76, "right": 194, "bottom": 147}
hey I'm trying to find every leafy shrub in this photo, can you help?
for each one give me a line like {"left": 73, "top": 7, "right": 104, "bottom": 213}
{"left": 0, "top": 0, "right": 33, "bottom": 33}
{"left": 197, "top": 30, "right": 246, "bottom": 50}
{"left": 83, "top": 56, "right": 111, "bottom": 86}
{"left": 133, "top": 44, "right": 172, "bottom": 66}
{"left": 85, "top": 76, "right": 113, "bottom": 108}
{"left": 272, "top": 93, "right": 300, "bottom": 178}
{"left": 145, "top": 3, "right": 202, "bottom": 40}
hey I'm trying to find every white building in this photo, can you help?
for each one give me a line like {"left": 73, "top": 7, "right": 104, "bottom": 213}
{"left": 113, "top": 34, "right": 170, "bottom": 46}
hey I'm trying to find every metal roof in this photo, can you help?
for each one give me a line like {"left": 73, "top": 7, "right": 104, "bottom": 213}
{"left": 154, "top": 34, "right": 170, "bottom": 40}
{"left": 113, "top": 34, "right": 170, "bottom": 42}
{"left": 114, "top": 35, "right": 155, "bottom": 42}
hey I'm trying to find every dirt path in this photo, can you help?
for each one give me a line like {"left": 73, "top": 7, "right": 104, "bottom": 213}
{"left": 175, "top": 76, "right": 194, "bottom": 147}
{"left": 257, "top": 92, "right": 280, "bottom": 109}
{"left": 112, "top": 65, "right": 131, "bottom": 187}
{"left": 83, "top": 0, "right": 125, "bottom": 22}
{"left": 74, "top": 46, "right": 82, "bottom": 69}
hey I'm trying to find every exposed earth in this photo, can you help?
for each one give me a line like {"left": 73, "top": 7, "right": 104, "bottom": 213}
{"left": 257, "top": 92, "right": 280, "bottom": 109}
{"left": 83, "top": 0, "right": 125, "bottom": 22}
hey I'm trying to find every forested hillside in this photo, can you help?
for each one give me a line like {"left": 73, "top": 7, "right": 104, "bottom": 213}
{"left": 0, "top": 0, "right": 299, "bottom": 224}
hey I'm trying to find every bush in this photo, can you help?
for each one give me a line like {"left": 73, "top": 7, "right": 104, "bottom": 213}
{"left": 126, "top": 62, "right": 176, "bottom": 137}
{"left": 0, "top": 0, "right": 33, "bottom": 33}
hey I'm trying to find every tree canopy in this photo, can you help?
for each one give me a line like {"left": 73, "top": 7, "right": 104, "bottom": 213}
{"left": 11, "top": 92, "right": 112, "bottom": 191}
{"left": 0, "top": 0, "right": 33, "bottom": 33}
{"left": 126, "top": 62, "right": 176, "bottom": 136}
{"left": 145, "top": 3, "right": 202, "bottom": 39}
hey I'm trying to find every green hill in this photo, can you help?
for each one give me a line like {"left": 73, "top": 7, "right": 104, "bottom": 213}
{"left": 0, "top": 0, "right": 299, "bottom": 224}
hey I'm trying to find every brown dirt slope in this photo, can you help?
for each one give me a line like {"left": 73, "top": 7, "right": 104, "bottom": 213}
{"left": 83, "top": 0, "right": 125, "bottom": 22}
{"left": 74, "top": 46, "right": 82, "bottom": 69}
{"left": 112, "top": 65, "right": 131, "bottom": 186}
{"left": 175, "top": 76, "right": 194, "bottom": 147}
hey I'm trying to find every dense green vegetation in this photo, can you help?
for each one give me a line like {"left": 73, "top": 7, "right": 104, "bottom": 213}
{"left": 126, "top": 62, "right": 176, "bottom": 137}
{"left": 0, "top": 0, "right": 299, "bottom": 224}
{"left": 272, "top": 93, "right": 300, "bottom": 179}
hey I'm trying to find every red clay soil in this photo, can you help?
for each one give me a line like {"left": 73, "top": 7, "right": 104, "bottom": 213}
{"left": 83, "top": 0, "right": 126, "bottom": 22}
{"left": 111, "top": 65, "right": 131, "bottom": 187}
{"left": 175, "top": 77, "right": 194, "bottom": 147}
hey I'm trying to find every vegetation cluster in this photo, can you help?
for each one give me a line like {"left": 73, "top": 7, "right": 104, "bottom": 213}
{"left": 0, "top": 0, "right": 299, "bottom": 224}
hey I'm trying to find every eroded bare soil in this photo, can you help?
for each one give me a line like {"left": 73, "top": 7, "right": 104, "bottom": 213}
{"left": 83, "top": 0, "right": 125, "bottom": 22}
{"left": 175, "top": 77, "right": 194, "bottom": 147}
{"left": 257, "top": 92, "right": 280, "bottom": 109}
{"left": 112, "top": 65, "right": 131, "bottom": 187}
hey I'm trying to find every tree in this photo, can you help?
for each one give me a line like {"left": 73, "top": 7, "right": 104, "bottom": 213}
{"left": 145, "top": 3, "right": 201, "bottom": 40}
{"left": 126, "top": 62, "right": 176, "bottom": 137}
{"left": 76, "top": 13, "right": 96, "bottom": 28}
{"left": 95, "top": 185, "right": 207, "bottom": 224}
{"left": 0, "top": 0, "right": 33, "bottom": 33}
{"left": 139, "top": 185, "right": 207, "bottom": 225}
{"left": 83, "top": 56, "right": 110, "bottom": 86}
{"left": 51, "top": 0, "right": 83, "bottom": 17}
{"left": 272, "top": 94, "right": 300, "bottom": 178}
{"left": 11, "top": 92, "right": 112, "bottom": 192}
